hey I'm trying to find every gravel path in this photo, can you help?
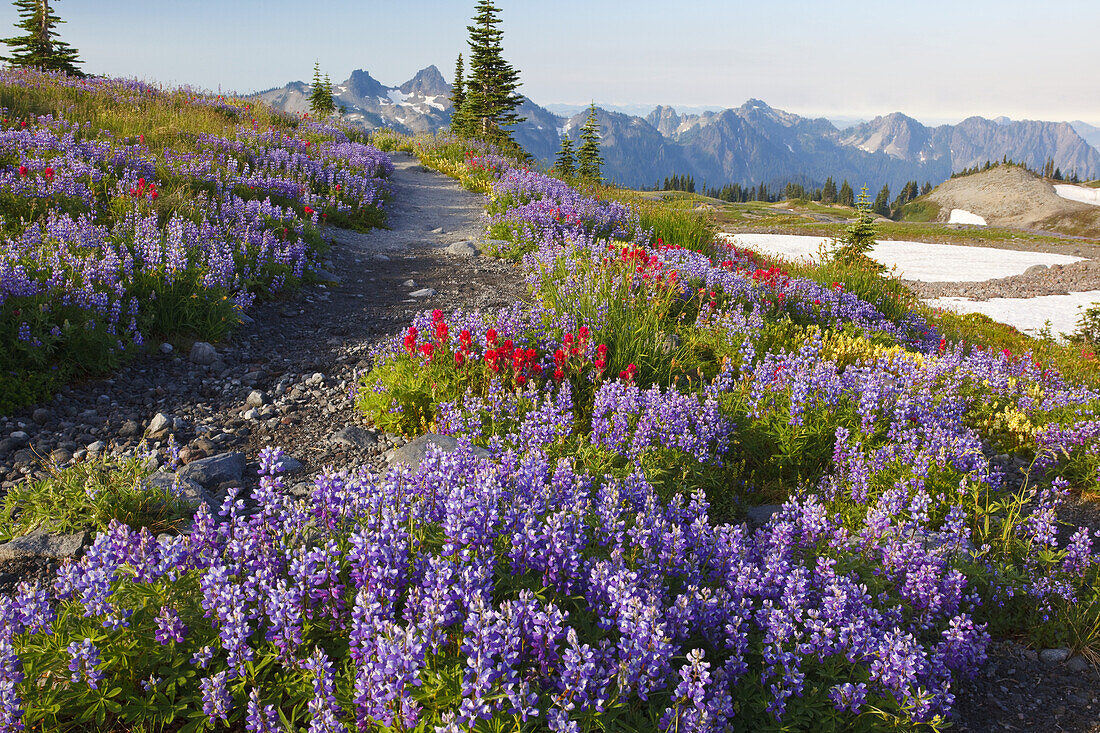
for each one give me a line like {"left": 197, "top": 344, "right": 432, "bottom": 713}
{"left": 0, "top": 149, "right": 526, "bottom": 536}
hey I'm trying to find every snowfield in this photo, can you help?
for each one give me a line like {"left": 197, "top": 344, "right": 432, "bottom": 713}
{"left": 719, "top": 232, "right": 1082, "bottom": 282}
{"left": 1054, "top": 184, "right": 1100, "bottom": 207}
{"left": 926, "top": 291, "right": 1100, "bottom": 338}
{"left": 948, "top": 208, "right": 987, "bottom": 226}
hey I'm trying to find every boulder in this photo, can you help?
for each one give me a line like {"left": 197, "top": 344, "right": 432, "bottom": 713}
{"left": 189, "top": 341, "right": 217, "bottom": 366}
{"left": 446, "top": 241, "right": 480, "bottom": 257}
{"left": 146, "top": 412, "right": 173, "bottom": 439}
{"left": 385, "top": 433, "right": 490, "bottom": 473}
{"left": 144, "top": 471, "right": 214, "bottom": 509}
{"left": 246, "top": 390, "right": 269, "bottom": 408}
{"left": 0, "top": 529, "right": 88, "bottom": 562}
{"left": 330, "top": 426, "right": 378, "bottom": 450}
{"left": 745, "top": 504, "right": 782, "bottom": 528}
{"left": 177, "top": 452, "right": 246, "bottom": 488}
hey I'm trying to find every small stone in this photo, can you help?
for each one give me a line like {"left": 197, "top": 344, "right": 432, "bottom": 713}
{"left": 446, "top": 241, "right": 480, "bottom": 257}
{"left": 243, "top": 408, "right": 261, "bottom": 421}
{"left": 50, "top": 448, "right": 73, "bottom": 464}
{"left": 238, "top": 312, "right": 255, "bottom": 326}
{"left": 159, "top": 342, "right": 173, "bottom": 355}
{"left": 119, "top": 419, "right": 141, "bottom": 438}
{"left": 8, "top": 431, "right": 29, "bottom": 446}
{"left": 86, "top": 440, "right": 106, "bottom": 454}
{"left": 144, "top": 471, "right": 213, "bottom": 509}
{"left": 189, "top": 341, "right": 217, "bottom": 366}
{"left": 1066, "top": 655, "right": 1091, "bottom": 673}
{"left": 385, "top": 433, "right": 490, "bottom": 473}
{"left": 402, "top": 279, "right": 417, "bottom": 288}
{"left": 274, "top": 455, "right": 304, "bottom": 474}
{"left": 656, "top": 332, "right": 681, "bottom": 356}
{"left": 73, "top": 449, "right": 87, "bottom": 462}
{"left": 745, "top": 505, "right": 782, "bottom": 528}
{"left": 0, "top": 529, "right": 88, "bottom": 562}
{"left": 1039, "top": 648, "right": 1071, "bottom": 664}
{"left": 1024, "top": 264, "right": 1049, "bottom": 276}
{"left": 409, "top": 288, "right": 437, "bottom": 298}
{"left": 31, "top": 408, "right": 50, "bottom": 425}
{"left": 314, "top": 268, "right": 341, "bottom": 284}
{"left": 330, "top": 426, "right": 378, "bottom": 450}
{"left": 146, "top": 412, "right": 172, "bottom": 439}
{"left": 246, "top": 390, "right": 269, "bottom": 408}
{"left": 177, "top": 452, "right": 246, "bottom": 489}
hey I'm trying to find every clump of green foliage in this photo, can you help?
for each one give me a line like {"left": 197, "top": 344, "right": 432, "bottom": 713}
{"left": 0, "top": 457, "right": 191, "bottom": 541}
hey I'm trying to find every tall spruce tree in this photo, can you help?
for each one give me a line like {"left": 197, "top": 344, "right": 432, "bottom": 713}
{"left": 821, "top": 176, "right": 837, "bottom": 204}
{"left": 872, "top": 184, "right": 890, "bottom": 217}
{"left": 555, "top": 135, "right": 575, "bottom": 178}
{"left": 462, "top": 0, "right": 524, "bottom": 146}
{"left": 308, "top": 62, "right": 335, "bottom": 117}
{"left": 449, "top": 53, "right": 468, "bottom": 135}
{"left": 576, "top": 104, "right": 603, "bottom": 183}
{"left": 2, "top": 0, "right": 82, "bottom": 75}
{"left": 838, "top": 179, "right": 854, "bottom": 207}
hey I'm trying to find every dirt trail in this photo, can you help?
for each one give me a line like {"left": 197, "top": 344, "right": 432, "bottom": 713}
{"left": 0, "top": 151, "right": 528, "bottom": 507}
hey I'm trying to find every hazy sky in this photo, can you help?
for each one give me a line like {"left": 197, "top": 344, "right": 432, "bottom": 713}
{"left": 5, "top": 1, "right": 1098, "bottom": 126}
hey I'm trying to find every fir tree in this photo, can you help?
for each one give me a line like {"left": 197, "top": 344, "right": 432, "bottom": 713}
{"left": 309, "top": 62, "right": 335, "bottom": 117}
{"left": 2, "top": 0, "right": 82, "bottom": 75}
{"left": 838, "top": 179, "right": 854, "bottom": 207}
{"left": 920, "top": 181, "right": 933, "bottom": 196}
{"left": 462, "top": 0, "right": 525, "bottom": 146}
{"left": 821, "top": 176, "right": 837, "bottom": 204}
{"left": 555, "top": 135, "right": 575, "bottom": 178}
{"left": 872, "top": 184, "right": 890, "bottom": 217}
{"left": 449, "top": 53, "right": 467, "bottom": 135}
{"left": 576, "top": 104, "right": 603, "bottom": 183}
{"left": 832, "top": 186, "right": 883, "bottom": 272}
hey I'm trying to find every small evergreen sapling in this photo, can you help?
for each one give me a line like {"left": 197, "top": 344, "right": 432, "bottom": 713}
{"left": 831, "top": 186, "right": 884, "bottom": 273}
{"left": 309, "top": 62, "right": 336, "bottom": 117}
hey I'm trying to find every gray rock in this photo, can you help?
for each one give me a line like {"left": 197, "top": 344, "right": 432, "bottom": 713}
{"left": 31, "top": 408, "right": 50, "bottom": 425}
{"left": 243, "top": 408, "right": 261, "bottom": 421}
{"left": 159, "top": 342, "right": 173, "bottom": 355}
{"left": 144, "top": 471, "right": 213, "bottom": 509}
{"left": 1066, "top": 655, "right": 1091, "bottom": 673}
{"left": 246, "top": 390, "right": 269, "bottom": 408}
{"left": 446, "top": 241, "right": 480, "bottom": 257}
{"left": 745, "top": 504, "right": 782, "bottom": 528}
{"left": 146, "top": 412, "right": 173, "bottom": 439}
{"left": 330, "top": 426, "right": 378, "bottom": 450}
{"left": 49, "top": 448, "right": 72, "bottom": 464}
{"left": 119, "top": 419, "right": 141, "bottom": 438}
{"left": 0, "top": 529, "right": 88, "bottom": 562}
{"left": 177, "top": 452, "right": 246, "bottom": 488}
{"left": 9, "top": 431, "right": 29, "bottom": 446}
{"left": 1024, "top": 264, "right": 1049, "bottom": 276}
{"left": 238, "top": 312, "right": 255, "bottom": 326}
{"left": 402, "top": 279, "right": 417, "bottom": 288}
{"left": 385, "top": 433, "right": 490, "bottom": 473}
{"left": 189, "top": 341, "right": 217, "bottom": 366}
{"left": 409, "top": 288, "right": 437, "bottom": 298}
{"left": 314, "top": 268, "right": 341, "bottom": 284}
{"left": 86, "top": 440, "right": 105, "bottom": 454}
{"left": 1039, "top": 648, "right": 1071, "bottom": 664}
{"left": 274, "top": 455, "right": 304, "bottom": 475}
{"left": 431, "top": 226, "right": 444, "bottom": 234}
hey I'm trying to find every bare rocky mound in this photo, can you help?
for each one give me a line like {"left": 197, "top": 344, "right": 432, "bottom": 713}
{"left": 922, "top": 165, "right": 1100, "bottom": 237}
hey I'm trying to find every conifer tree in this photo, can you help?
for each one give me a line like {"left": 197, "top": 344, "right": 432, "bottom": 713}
{"left": 920, "top": 181, "right": 933, "bottom": 196}
{"left": 872, "top": 184, "right": 890, "bottom": 217}
{"left": 821, "top": 176, "right": 837, "bottom": 204}
{"left": 2, "top": 0, "right": 82, "bottom": 75}
{"left": 832, "top": 186, "right": 883, "bottom": 272}
{"left": 449, "top": 53, "right": 468, "bottom": 136}
{"left": 463, "top": 0, "right": 525, "bottom": 146}
{"left": 554, "top": 135, "right": 575, "bottom": 178}
{"left": 838, "top": 179, "right": 854, "bottom": 207}
{"left": 576, "top": 104, "right": 603, "bottom": 183}
{"left": 309, "top": 62, "right": 335, "bottom": 117}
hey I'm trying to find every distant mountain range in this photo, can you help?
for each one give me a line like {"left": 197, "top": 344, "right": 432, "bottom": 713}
{"left": 250, "top": 66, "right": 1100, "bottom": 191}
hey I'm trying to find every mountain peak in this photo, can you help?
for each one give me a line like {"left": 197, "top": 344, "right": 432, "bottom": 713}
{"left": 400, "top": 65, "right": 450, "bottom": 96}
{"left": 345, "top": 69, "right": 387, "bottom": 100}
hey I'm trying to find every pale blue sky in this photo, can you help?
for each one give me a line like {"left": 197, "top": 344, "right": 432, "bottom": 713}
{"left": 5, "top": 1, "right": 1098, "bottom": 125}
